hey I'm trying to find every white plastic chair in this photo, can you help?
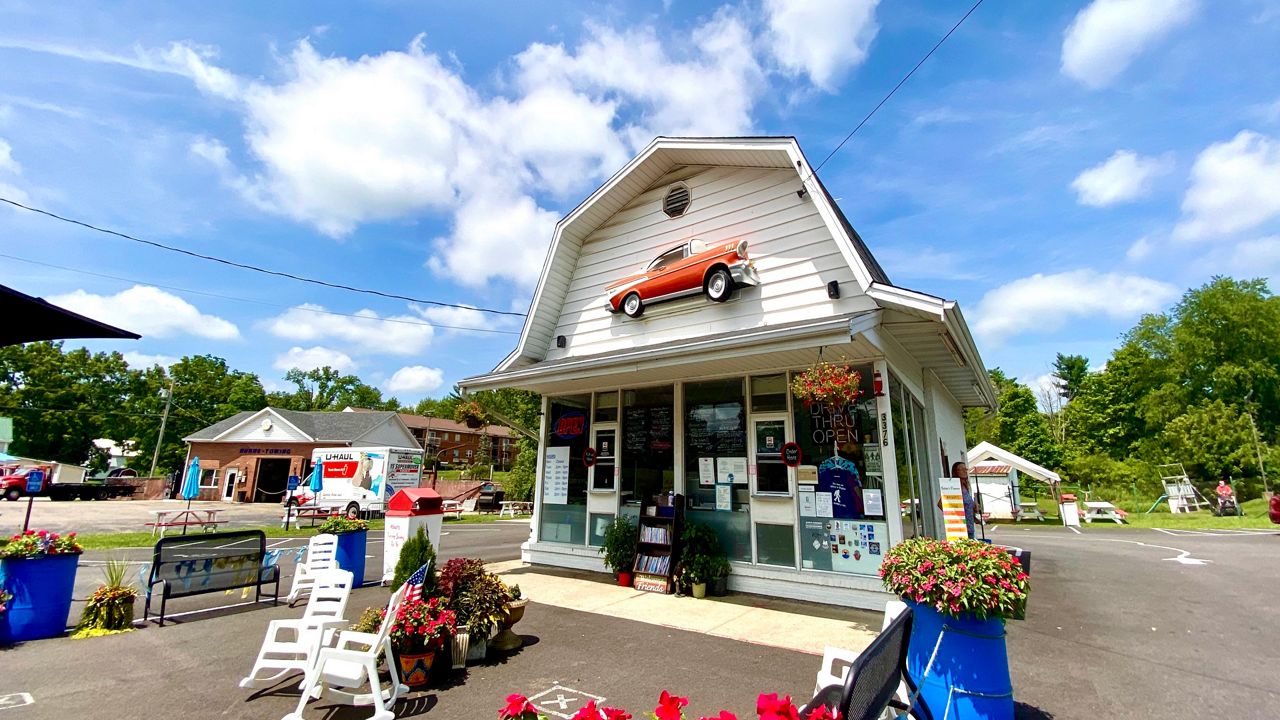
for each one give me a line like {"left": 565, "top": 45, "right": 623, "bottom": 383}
{"left": 241, "top": 568, "right": 355, "bottom": 690}
{"left": 287, "top": 534, "right": 339, "bottom": 606}
{"left": 814, "top": 600, "right": 909, "bottom": 713}
{"left": 284, "top": 584, "right": 409, "bottom": 720}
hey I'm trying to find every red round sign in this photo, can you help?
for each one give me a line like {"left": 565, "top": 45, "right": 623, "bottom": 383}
{"left": 781, "top": 442, "right": 802, "bottom": 468}
{"left": 583, "top": 447, "right": 598, "bottom": 468}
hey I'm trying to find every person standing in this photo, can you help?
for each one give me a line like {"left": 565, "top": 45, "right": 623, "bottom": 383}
{"left": 940, "top": 461, "right": 981, "bottom": 539}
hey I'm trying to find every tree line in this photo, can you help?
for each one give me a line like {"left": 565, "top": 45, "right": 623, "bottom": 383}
{"left": 966, "top": 277, "right": 1279, "bottom": 501}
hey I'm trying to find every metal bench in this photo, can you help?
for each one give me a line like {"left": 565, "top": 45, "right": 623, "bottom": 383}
{"left": 144, "top": 529, "right": 280, "bottom": 625}
{"left": 802, "top": 607, "right": 931, "bottom": 720}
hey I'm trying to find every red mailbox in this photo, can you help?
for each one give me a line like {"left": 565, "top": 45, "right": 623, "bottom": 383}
{"left": 387, "top": 488, "right": 444, "bottom": 516}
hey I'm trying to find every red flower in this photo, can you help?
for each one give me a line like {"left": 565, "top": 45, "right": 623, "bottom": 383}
{"left": 602, "top": 707, "right": 632, "bottom": 720}
{"left": 805, "top": 705, "right": 841, "bottom": 720}
{"left": 655, "top": 691, "right": 689, "bottom": 720}
{"left": 756, "top": 693, "right": 799, "bottom": 720}
{"left": 501, "top": 694, "right": 537, "bottom": 720}
{"left": 571, "top": 700, "right": 602, "bottom": 720}
{"left": 698, "top": 712, "right": 737, "bottom": 720}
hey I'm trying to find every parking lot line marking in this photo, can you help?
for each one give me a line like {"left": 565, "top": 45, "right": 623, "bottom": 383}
{"left": 1067, "top": 526, "right": 1082, "bottom": 535}
{"left": 0, "top": 693, "right": 35, "bottom": 710}
{"left": 1093, "top": 538, "right": 1212, "bottom": 565}
{"left": 528, "top": 684, "right": 605, "bottom": 720}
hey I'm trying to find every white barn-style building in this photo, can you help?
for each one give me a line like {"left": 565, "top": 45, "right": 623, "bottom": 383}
{"left": 462, "top": 137, "right": 996, "bottom": 609}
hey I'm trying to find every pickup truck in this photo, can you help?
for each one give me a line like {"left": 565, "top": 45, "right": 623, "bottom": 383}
{"left": 1, "top": 464, "right": 138, "bottom": 502}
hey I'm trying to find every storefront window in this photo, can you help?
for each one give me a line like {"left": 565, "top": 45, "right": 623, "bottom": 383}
{"left": 621, "top": 386, "right": 674, "bottom": 508}
{"left": 683, "top": 378, "right": 751, "bottom": 562}
{"left": 588, "top": 512, "right": 613, "bottom": 547}
{"left": 594, "top": 391, "right": 618, "bottom": 423}
{"left": 890, "top": 374, "right": 928, "bottom": 539}
{"left": 750, "top": 373, "right": 788, "bottom": 412}
{"left": 793, "top": 363, "right": 889, "bottom": 575}
{"left": 755, "top": 523, "right": 796, "bottom": 568}
{"left": 540, "top": 395, "right": 590, "bottom": 545}
{"left": 590, "top": 428, "right": 616, "bottom": 491}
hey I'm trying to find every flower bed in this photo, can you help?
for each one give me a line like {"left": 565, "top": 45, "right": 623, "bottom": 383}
{"left": 0, "top": 529, "right": 83, "bottom": 558}
{"left": 499, "top": 691, "right": 837, "bottom": 720}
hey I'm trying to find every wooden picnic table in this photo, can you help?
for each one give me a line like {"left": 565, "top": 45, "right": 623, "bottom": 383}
{"left": 499, "top": 500, "right": 532, "bottom": 518}
{"left": 1081, "top": 501, "right": 1125, "bottom": 524}
{"left": 441, "top": 500, "right": 464, "bottom": 520}
{"left": 145, "top": 508, "right": 226, "bottom": 537}
{"left": 1015, "top": 502, "right": 1047, "bottom": 522}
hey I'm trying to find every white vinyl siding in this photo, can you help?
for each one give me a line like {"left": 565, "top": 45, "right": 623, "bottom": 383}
{"left": 548, "top": 165, "right": 877, "bottom": 359}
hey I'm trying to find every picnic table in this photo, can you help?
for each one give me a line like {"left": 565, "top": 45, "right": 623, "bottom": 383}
{"left": 1015, "top": 502, "right": 1047, "bottom": 522}
{"left": 442, "top": 500, "right": 463, "bottom": 520}
{"left": 499, "top": 500, "right": 532, "bottom": 518}
{"left": 1081, "top": 501, "right": 1125, "bottom": 524}
{"left": 145, "top": 508, "right": 226, "bottom": 537}
{"left": 281, "top": 506, "right": 337, "bottom": 528}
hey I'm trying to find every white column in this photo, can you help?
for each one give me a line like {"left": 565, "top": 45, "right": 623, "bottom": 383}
{"left": 875, "top": 359, "right": 904, "bottom": 547}
{"left": 529, "top": 395, "right": 550, "bottom": 545}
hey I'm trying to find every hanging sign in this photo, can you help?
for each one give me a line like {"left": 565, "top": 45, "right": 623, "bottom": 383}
{"left": 582, "top": 447, "right": 598, "bottom": 468}
{"left": 781, "top": 442, "right": 802, "bottom": 468}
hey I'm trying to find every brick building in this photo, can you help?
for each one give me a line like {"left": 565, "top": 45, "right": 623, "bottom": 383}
{"left": 342, "top": 408, "right": 520, "bottom": 471}
{"left": 183, "top": 408, "right": 418, "bottom": 503}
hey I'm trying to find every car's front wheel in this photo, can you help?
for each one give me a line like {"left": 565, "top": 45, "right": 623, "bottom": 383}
{"left": 622, "top": 292, "right": 644, "bottom": 318}
{"left": 705, "top": 267, "right": 733, "bottom": 302}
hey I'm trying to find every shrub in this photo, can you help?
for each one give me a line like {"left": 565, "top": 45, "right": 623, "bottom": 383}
{"left": 599, "top": 516, "right": 637, "bottom": 575}
{"left": 391, "top": 526, "right": 437, "bottom": 594}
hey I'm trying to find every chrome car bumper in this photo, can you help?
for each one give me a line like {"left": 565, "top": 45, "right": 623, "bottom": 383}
{"left": 729, "top": 260, "right": 760, "bottom": 287}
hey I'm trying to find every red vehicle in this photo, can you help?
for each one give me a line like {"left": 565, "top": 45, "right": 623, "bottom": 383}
{"left": 604, "top": 238, "right": 760, "bottom": 318}
{"left": 1269, "top": 494, "right": 1280, "bottom": 525}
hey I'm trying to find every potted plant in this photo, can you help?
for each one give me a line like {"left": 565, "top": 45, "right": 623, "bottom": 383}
{"left": 456, "top": 573, "right": 512, "bottom": 661}
{"left": 72, "top": 557, "right": 137, "bottom": 638}
{"left": 791, "top": 361, "right": 864, "bottom": 408}
{"left": 388, "top": 596, "right": 456, "bottom": 687}
{"left": 599, "top": 516, "right": 638, "bottom": 587}
{"left": 678, "top": 521, "right": 721, "bottom": 599}
{"left": 880, "top": 537, "right": 1028, "bottom": 720}
{"left": 454, "top": 399, "right": 487, "bottom": 429}
{"left": 391, "top": 526, "right": 438, "bottom": 594}
{"left": 0, "top": 529, "right": 84, "bottom": 644}
{"left": 317, "top": 516, "right": 369, "bottom": 587}
{"left": 708, "top": 556, "right": 731, "bottom": 597}
{"left": 491, "top": 583, "right": 528, "bottom": 652}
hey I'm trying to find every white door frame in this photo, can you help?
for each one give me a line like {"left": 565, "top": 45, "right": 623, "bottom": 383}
{"left": 222, "top": 467, "right": 238, "bottom": 501}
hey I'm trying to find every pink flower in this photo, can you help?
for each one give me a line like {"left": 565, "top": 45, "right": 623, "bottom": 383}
{"left": 698, "top": 712, "right": 737, "bottom": 720}
{"left": 655, "top": 691, "right": 688, "bottom": 720}
{"left": 571, "top": 700, "right": 602, "bottom": 720}
{"left": 501, "top": 694, "right": 537, "bottom": 720}
{"left": 602, "top": 707, "right": 632, "bottom": 720}
{"left": 805, "top": 705, "right": 841, "bottom": 720}
{"left": 756, "top": 693, "right": 799, "bottom": 720}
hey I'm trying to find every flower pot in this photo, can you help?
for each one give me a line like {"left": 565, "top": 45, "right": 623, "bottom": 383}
{"left": 691, "top": 582, "right": 707, "bottom": 599}
{"left": 491, "top": 599, "right": 528, "bottom": 652}
{"left": 904, "top": 599, "right": 1013, "bottom": 720}
{"left": 617, "top": 571, "right": 633, "bottom": 587}
{"left": 1, "top": 553, "right": 80, "bottom": 644}
{"left": 464, "top": 416, "right": 483, "bottom": 429}
{"left": 451, "top": 627, "right": 470, "bottom": 670}
{"left": 333, "top": 530, "right": 367, "bottom": 587}
{"left": 396, "top": 649, "right": 436, "bottom": 687}
{"left": 466, "top": 633, "right": 488, "bottom": 663}
{"left": 710, "top": 577, "right": 728, "bottom": 597}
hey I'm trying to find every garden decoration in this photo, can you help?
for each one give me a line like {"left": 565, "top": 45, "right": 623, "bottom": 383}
{"left": 491, "top": 583, "right": 528, "bottom": 652}
{"left": 498, "top": 690, "right": 836, "bottom": 720}
{"left": 388, "top": 596, "right": 456, "bottom": 687}
{"left": 599, "top": 515, "right": 638, "bottom": 587}
{"left": 317, "top": 516, "right": 369, "bottom": 586}
{"left": 0, "top": 529, "right": 84, "bottom": 644}
{"left": 880, "top": 537, "right": 1029, "bottom": 720}
{"left": 454, "top": 399, "right": 487, "bottom": 429}
{"left": 73, "top": 557, "right": 138, "bottom": 638}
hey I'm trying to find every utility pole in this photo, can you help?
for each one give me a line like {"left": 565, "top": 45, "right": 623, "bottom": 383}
{"left": 1246, "top": 409, "right": 1270, "bottom": 496}
{"left": 148, "top": 379, "right": 175, "bottom": 479}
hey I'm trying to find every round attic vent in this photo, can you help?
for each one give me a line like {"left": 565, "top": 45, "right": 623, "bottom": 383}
{"left": 663, "top": 183, "right": 691, "bottom": 218}
{"left": 261, "top": 419, "right": 273, "bottom": 432}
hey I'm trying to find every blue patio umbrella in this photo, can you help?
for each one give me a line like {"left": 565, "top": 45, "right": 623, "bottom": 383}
{"left": 309, "top": 460, "right": 324, "bottom": 493}
{"left": 180, "top": 457, "right": 201, "bottom": 535}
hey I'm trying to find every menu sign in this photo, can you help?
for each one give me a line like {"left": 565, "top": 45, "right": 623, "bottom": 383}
{"left": 543, "top": 447, "right": 570, "bottom": 504}
{"left": 624, "top": 406, "right": 674, "bottom": 453}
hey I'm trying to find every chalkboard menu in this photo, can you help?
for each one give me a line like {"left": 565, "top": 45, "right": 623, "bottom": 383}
{"left": 624, "top": 406, "right": 674, "bottom": 453}
{"left": 686, "top": 402, "right": 746, "bottom": 457}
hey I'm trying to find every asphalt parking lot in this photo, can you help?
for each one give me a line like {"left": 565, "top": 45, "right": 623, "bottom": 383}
{"left": 997, "top": 523, "right": 1280, "bottom": 719}
{"left": 1, "top": 498, "right": 285, "bottom": 535}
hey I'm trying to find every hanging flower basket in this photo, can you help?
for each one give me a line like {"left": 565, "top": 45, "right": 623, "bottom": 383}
{"left": 454, "top": 400, "right": 487, "bottom": 429}
{"left": 791, "top": 362, "right": 864, "bottom": 408}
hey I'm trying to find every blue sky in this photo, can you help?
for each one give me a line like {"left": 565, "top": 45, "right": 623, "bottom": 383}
{"left": 2, "top": 0, "right": 1279, "bottom": 404}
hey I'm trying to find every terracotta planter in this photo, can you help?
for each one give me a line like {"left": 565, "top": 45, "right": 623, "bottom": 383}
{"left": 691, "top": 582, "right": 707, "bottom": 599}
{"left": 397, "top": 648, "right": 435, "bottom": 687}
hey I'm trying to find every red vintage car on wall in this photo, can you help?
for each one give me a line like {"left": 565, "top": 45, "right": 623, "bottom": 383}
{"left": 604, "top": 238, "right": 760, "bottom": 318}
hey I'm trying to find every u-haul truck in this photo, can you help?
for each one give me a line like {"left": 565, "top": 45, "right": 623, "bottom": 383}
{"left": 289, "top": 446, "right": 424, "bottom": 517}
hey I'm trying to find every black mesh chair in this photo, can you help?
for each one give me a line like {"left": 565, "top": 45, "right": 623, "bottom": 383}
{"left": 801, "top": 607, "right": 931, "bottom": 720}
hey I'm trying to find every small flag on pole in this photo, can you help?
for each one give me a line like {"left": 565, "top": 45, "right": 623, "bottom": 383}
{"left": 404, "top": 562, "right": 430, "bottom": 604}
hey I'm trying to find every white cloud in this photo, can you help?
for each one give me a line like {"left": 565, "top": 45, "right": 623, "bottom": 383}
{"left": 426, "top": 190, "right": 559, "bottom": 291}
{"left": 1071, "top": 150, "right": 1171, "bottom": 206}
{"left": 272, "top": 346, "right": 357, "bottom": 373}
{"left": 972, "top": 269, "right": 1178, "bottom": 344}
{"left": 263, "top": 303, "right": 434, "bottom": 355}
{"left": 764, "top": 0, "right": 879, "bottom": 91}
{"left": 0, "top": 137, "right": 20, "bottom": 174}
{"left": 1174, "top": 130, "right": 1280, "bottom": 240}
{"left": 48, "top": 285, "right": 240, "bottom": 340}
{"left": 414, "top": 304, "right": 518, "bottom": 335}
{"left": 1126, "top": 236, "right": 1154, "bottom": 261}
{"left": 122, "top": 351, "right": 178, "bottom": 369}
{"left": 1061, "top": 0, "right": 1198, "bottom": 89}
{"left": 383, "top": 366, "right": 445, "bottom": 395}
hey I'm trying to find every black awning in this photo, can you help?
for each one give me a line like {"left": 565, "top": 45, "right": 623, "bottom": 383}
{"left": 1, "top": 283, "right": 141, "bottom": 346}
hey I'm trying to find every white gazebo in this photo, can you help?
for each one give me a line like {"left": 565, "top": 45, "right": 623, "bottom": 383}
{"left": 965, "top": 441, "right": 1061, "bottom": 519}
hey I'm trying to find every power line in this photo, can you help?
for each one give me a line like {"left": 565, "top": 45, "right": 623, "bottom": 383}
{"left": 806, "top": 0, "right": 986, "bottom": 179}
{"left": 0, "top": 253, "right": 521, "bottom": 336}
{"left": 0, "top": 196, "right": 527, "bottom": 318}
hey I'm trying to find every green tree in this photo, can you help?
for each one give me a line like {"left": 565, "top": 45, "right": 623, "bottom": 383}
{"left": 964, "top": 369, "right": 1018, "bottom": 447}
{"left": 390, "top": 526, "right": 438, "bottom": 593}
{"left": 994, "top": 383, "right": 1062, "bottom": 469}
{"left": 1156, "top": 400, "right": 1258, "bottom": 484}
{"left": 1052, "top": 353, "right": 1089, "bottom": 401}
{"left": 270, "top": 367, "right": 398, "bottom": 411}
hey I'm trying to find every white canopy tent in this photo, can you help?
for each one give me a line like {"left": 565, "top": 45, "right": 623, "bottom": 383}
{"left": 966, "top": 441, "right": 1062, "bottom": 519}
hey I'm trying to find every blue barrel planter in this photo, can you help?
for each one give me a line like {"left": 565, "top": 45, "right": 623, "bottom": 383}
{"left": 1, "top": 553, "right": 80, "bottom": 644}
{"left": 333, "top": 530, "right": 368, "bottom": 587}
{"left": 904, "top": 599, "right": 1014, "bottom": 720}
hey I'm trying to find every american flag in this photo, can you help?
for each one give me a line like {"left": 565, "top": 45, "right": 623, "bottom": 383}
{"left": 403, "top": 562, "right": 431, "bottom": 604}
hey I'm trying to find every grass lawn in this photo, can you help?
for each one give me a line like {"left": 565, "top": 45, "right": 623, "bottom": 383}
{"left": 444, "top": 513, "right": 531, "bottom": 524}
{"left": 73, "top": 518, "right": 388, "bottom": 550}
{"left": 994, "top": 497, "right": 1275, "bottom": 530}
{"left": 433, "top": 469, "right": 513, "bottom": 483}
